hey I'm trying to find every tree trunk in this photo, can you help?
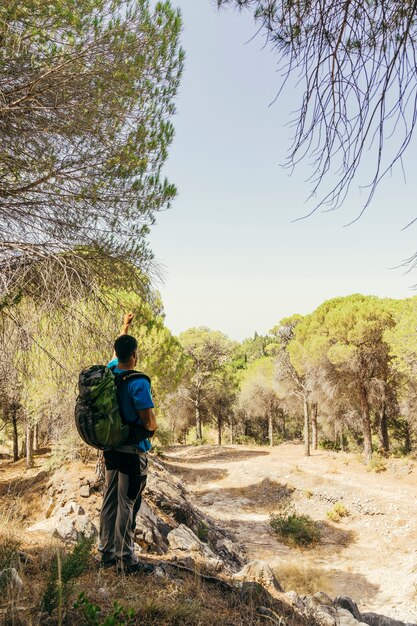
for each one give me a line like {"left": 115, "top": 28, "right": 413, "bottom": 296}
{"left": 12, "top": 405, "right": 19, "bottom": 463}
{"left": 33, "top": 422, "right": 38, "bottom": 451}
{"left": 376, "top": 404, "right": 389, "bottom": 453}
{"left": 195, "top": 402, "right": 202, "bottom": 441}
{"left": 360, "top": 387, "right": 372, "bottom": 463}
{"left": 304, "top": 397, "right": 310, "bottom": 457}
{"left": 230, "top": 412, "right": 234, "bottom": 445}
{"left": 281, "top": 411, "right": 286, "bottom": 439}
{"left": 268, "top": 413, "right": 273, "bottom": 447}
{"left": 311, "top": 402, "right": 318, "bottom": 450}
{"left": 404, "top": 421, "right": 411, "bottom": 454}
{"left": 26, "top": 422, "right": 34, "bottom": 469}
{"left": 217, "top": 415, "right": 222, "bottom": 445}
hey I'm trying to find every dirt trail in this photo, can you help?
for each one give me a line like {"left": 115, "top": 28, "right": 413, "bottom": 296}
{"left": 162, "top": 443, "right": 417, "bottom": 623}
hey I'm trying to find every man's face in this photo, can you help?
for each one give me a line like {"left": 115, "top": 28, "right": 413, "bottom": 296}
{"left": 133, "top": 350, "right": 138, "bottom": 366}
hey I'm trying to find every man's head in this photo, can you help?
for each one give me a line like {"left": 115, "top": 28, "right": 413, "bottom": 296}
{"left": 114, "top": 335, "right": 138, "bottom": 366}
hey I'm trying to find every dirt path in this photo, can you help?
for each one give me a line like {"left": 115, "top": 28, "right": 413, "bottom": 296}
{"left": 162, "top": 444, "right": 417, "bottom": 623}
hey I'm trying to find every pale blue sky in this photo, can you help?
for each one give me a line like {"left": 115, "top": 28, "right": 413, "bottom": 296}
{"left": 149, "top": 0, "right": 417, "bottom": 341}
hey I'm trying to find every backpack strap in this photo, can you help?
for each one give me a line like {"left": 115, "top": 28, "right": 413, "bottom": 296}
{"left": 113, "top": 370, "right": 151, "bottom": 387}
{"left": 110, "top": 368, "right": 154, "bottom": 444}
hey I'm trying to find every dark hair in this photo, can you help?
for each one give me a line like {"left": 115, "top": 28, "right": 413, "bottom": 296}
{"left": 114, "top": 335, "right": 138, "bottom": 362}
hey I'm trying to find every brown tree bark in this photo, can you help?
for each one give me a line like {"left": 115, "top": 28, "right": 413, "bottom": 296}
{"left": 230, "top": 412, "right": 234, "bottom": 445}
{"left": 304, "top": 397, "right": 310, "bottom": 457}
{"left": 195, "top": 403, "right": 202, "bottom": 441}
{"left": 376, "top": 404, "right": 389, "bottom": 452}
{"left": 33, "top": 422, "right": 39, "bottom": 451}
{"left": 268, "top": 413, "right": 273, "bottom": 447}
{"left": 360, "top": 387, "right": 372, "bottom": 463}
{"left": 217, "top": 415, "right": 222, "bottom": 445}
{"left": 12, "top": 405, "right": 19, "bottom": 463}
{"left": 311, "top": 402, "right": 318, "bottom": 449}
{"left": 26, "top": 422, "right": 34, "bottom": 469}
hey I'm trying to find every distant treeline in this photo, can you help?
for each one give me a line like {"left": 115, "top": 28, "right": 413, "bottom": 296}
{"left": 2, "top": 293, "right": 417, "bottom": 465}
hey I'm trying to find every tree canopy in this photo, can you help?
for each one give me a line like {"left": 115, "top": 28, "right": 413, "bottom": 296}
{"left": 217, "top": 0, "right": 417, "bottom": 223}
{"left": 0, "top": 0, "right": 184, "bottom": 300}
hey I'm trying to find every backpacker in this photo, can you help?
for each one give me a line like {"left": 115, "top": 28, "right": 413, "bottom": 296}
{"left": 75, "top": 365, "right": 151, "bottom": 450}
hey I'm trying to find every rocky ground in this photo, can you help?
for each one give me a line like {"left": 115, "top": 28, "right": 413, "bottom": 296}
{"left": 0, "top": 444, "right": 416, "bottom": 625}
{"left": 161, "top": 443, "right": 417, "bottom": 624}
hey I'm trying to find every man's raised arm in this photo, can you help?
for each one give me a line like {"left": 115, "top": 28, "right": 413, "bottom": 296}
{"left": 111, "top": 312, "right": 135, "bottom": 359}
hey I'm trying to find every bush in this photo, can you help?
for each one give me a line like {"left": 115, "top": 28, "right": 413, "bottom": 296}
{"left": 327, "top": 502, "right": 349, "bottom": 522}
{"left": 270, "top": 512, "right": 321, "bottom": 547}
{"left": 367, "top": 452, "right": 387, "bottom": 473}
{"left": 42, "top": 536, "right": 94, "bottom": 614}
{"left": 319, "top": 439, "right": 341, "bottom": 452}
{"left": 235, "top": 435, "right": 258, "bottom": 446}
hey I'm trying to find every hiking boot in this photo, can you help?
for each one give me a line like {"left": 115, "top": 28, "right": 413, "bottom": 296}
{"left": 116, "top": 558, "right": 156, "bottom": 575}
{"left": 95, "top": 554, "right": 117, "bottom": 568}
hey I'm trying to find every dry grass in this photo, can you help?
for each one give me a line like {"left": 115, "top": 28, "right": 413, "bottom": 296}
{"left": 272, "top": 563, "right": 333, "bottom": 596}
{"left": 326, "top": 502, "right": 349, "bottom": 523}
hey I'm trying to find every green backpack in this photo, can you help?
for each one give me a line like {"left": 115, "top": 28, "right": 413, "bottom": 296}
{"left": 75, "top": 365, "right": 151, "bottom": 450}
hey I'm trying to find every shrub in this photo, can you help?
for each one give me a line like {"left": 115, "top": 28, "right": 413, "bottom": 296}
{"left": 367, "top": 453, "right": 387, "bottom": 473}
{"left": 270, "top": 512, "right": 321, "bottom": 547}
{"left": 196, "top": 520, "right": 209, "bottom": 543}
{"left": 319, "top": 439, "right": 341, "bottom": 452}
{"left": 0, "top": 533, "right": 22, "bottom": 571}
{"left": 42, "top": 536, "right": 94, "bottom": 614}
{"left": 327, "top": 502, "right": 349, "bottom": 522}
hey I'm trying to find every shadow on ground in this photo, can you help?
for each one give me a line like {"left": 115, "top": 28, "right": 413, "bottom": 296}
{"left": 163, "top": 446, "right": 270, "bottom": 465}
{"left": 161, "top": 460, "right": 228, "bottom": 484}
{"left": 197, "top": 479, "right": 295, "bottom": 510}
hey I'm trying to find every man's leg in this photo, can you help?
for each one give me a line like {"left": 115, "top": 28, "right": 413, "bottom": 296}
{"left": 98, "top": 468, "right": 118, "bottom": 563}
{"left": 132, "top": 453, "right": 148, "bottom": 532}
{"left": 114, "top": 452, "right": 148, "bottom": 566}
{"left": 114, "top": 470, "right": 136, "bottom": 562}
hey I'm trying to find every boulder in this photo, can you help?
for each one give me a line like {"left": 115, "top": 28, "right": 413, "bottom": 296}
{"left": 234, "top": 560, "right": 283, "bottom": 593}
{"left": 79, "top": 485, "right": 90, "bottom": 498}
{"left": 167, "top": 524, "right": 217, "bottom": 560}
{"left": 337, "top": 608, "right": 369, "bottom": 626}
{"left": 335, "top": 597, "right": 363, "bottom": 622}
{"left": 28, "top": 502, "right": 97, "bottom": 542}
{"left": 0, "top": 568, "right": 23, "bottom": 589}
{"left": 283, "top": 590, "right": 306, "bottom": 610}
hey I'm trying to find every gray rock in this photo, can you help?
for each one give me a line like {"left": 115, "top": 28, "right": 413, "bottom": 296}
{"left": 283, "top": 590, "right": 305, "bottom": 610}
{"left": 167, "top": 524, "right": 217, "bottom": 560}
{"left": 234, "top": 560, "right": 283, "bottom": 593}
{"left": 79, "top": 485, "right": 90, "bottom": 498}
{"left": 335, "top": 597, "right": 362, "bottom": 621}
{"left": 28, "top": 503, "right": 97, "bottom": 542}
{"left": 337, "top": 608, "right": 369, "bottom": 626}
{"left": 0, "top": 568, "right": 23, "bottom": 589}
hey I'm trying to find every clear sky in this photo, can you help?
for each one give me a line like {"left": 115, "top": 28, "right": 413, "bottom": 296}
{"left": 148, "top": 0, "right": 417, "bottom": 341}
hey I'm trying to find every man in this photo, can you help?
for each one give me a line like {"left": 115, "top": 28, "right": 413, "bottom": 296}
{"left": 98, "top": 313, "right": 157, "bottom": 572}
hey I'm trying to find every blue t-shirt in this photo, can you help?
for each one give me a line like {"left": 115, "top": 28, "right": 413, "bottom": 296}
{"left": 108, "top": 358, "right": 154, "bottom": 452}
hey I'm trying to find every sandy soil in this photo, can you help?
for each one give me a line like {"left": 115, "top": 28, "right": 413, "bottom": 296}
{"left": 162, "top": 443, "right": 417, "bottom": 623}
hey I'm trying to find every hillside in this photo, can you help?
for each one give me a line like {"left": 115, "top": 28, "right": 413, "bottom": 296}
{"left": 162, "top": 444, "right": 417, "bottom": 623}
{"left": 0, "top": 444, "right": 416, "bottom": 625}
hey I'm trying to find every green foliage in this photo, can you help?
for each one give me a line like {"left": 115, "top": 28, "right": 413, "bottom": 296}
{"left": 319, "top": 439, "right": 341, "bottom": 452}
{"left": 366, "top": 453, "right": 387, "bottom": 473}
{"left": 1, "top": 0, "right": 184, "bottom": 292}
{"left": 0, "top": 534, "right": 21, "bottom": 571}
{"left": 195, "top": 521, "right": 209, "bottom": 543}
{"left": 73, "top": 593, "right": 136, "bottom": 626}
{"left": 270, "top": 511, "right": 321, "bottom": 547}
{"left": 42, "top": 536, "right": 94, "bottom": 614}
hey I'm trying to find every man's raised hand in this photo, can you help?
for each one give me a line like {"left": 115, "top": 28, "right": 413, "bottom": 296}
{"left": 123, "top": 312, "right": 135, "bottom": 327}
